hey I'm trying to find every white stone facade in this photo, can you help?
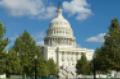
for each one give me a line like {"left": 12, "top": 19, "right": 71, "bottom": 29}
{"left": 40, "top": 6, "right": 94, "bottom": 78}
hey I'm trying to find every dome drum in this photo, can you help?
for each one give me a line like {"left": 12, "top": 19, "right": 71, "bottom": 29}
{"left": 44, "top": 37, "right": 76, "bottom": 46}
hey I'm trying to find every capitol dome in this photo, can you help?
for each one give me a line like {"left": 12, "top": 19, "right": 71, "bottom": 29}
{"left": 44, "top": 6, "right": 76, "bottom": 47}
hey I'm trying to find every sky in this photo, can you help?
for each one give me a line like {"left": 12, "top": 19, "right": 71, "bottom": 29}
{"left": 0, "top": 0, "right": 120, "bottom": 50}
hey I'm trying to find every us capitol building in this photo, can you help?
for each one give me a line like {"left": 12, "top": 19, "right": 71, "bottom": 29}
{"left": 40, "top": 6, "right": 94, "bottom": 78}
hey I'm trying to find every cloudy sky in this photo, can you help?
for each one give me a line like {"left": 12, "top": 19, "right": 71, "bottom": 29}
{"left": 0, "top": 0, "right": 120, "bottom": 49}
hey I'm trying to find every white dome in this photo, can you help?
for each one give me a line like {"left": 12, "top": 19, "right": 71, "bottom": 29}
{"left": 44, "top": 7, "right": 76, "bottom": 47}
{"left": 49, "top": 15, "right": 73, "bottom": 38}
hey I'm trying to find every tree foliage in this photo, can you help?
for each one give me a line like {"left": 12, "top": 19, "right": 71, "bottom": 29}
{"left": 94, "top": 18, "right": 120, "bottom": 73}
{"left": 12, "top": 31, "right": 50, "bottom": 77}
{"left": 76, "top": 53, "right": 91, "bottom": 75}
{"left": 36, "top": 58, "right": 49, "bottom": 77}
{"left": 0, "top": 22, "right": 8, "bottom": 74}
{"left": 7, "top": 50, "right": 21, "bottom": 75}
{"left": 0, "top": 22, "right": 8, "bottom": 53}
{"left": 12, "top": 31, "right": 41, "bottom": 75}
{"left": 47, "top": 58, "right": 59, "bottom": 75}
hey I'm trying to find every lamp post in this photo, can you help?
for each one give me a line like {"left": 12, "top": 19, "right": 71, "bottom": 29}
{"left": 34, "top": 55, "right": 38, "bottom": 79}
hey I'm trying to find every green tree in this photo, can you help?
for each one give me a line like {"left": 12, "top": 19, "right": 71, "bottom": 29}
{"left": 47, "top": 58, "right": 59, "bottom": 75}
{"left": 0, "top": 22, "right": 8, "bottom": 54}
{"left": 95, "top": 18, "right": 120, "bottom": 73}
{"left": 76, "top": 53, "right": 91, "bottom": 75}
{"left": 6, "top": 50, "right": 21, "bottom": 75}
{"left": 12, "top": 31, "right": 41, "bottom": 76}
{"left": 0, "top": 22, "right": 8, "bottom": 74}
{"left": 12, "top": 31, "right": 49, "bottom": 77}
{"left": 0, "top": 52, "right": 6, "bottom": 74}
{"left": 30, "top": 56, "right": 49, "bottom": 77}
{"left": 37, "top": 58, "right": 49, "bottom": 77}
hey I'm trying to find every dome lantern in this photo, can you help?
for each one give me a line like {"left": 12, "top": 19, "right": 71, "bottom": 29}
{"left": 57, "top": 5, "right": 62, "bottom": 17}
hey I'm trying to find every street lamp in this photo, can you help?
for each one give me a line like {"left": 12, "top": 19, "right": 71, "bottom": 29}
{"left": 34, "top": 55, "right": 38, "bottom": 79}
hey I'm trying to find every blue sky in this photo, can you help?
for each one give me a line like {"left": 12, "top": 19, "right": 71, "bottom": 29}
{"left": 0, "top": 0, "right": 120, "bottom": 49}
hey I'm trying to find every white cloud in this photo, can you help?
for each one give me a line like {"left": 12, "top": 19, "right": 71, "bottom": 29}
{"left": 38, "top": 6, "right": 56, "bottom": 19}
{"left": 0, "top": 0, "right": 93, "bottom": 20}
{"left": 86, "top": 33, "right": 105, "bottom": 43}
{"left": 63, "top": 0, "right": 92, "bottom": 20}
{"left": 0, "top": 0, "right": 56, "bottom": 19}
